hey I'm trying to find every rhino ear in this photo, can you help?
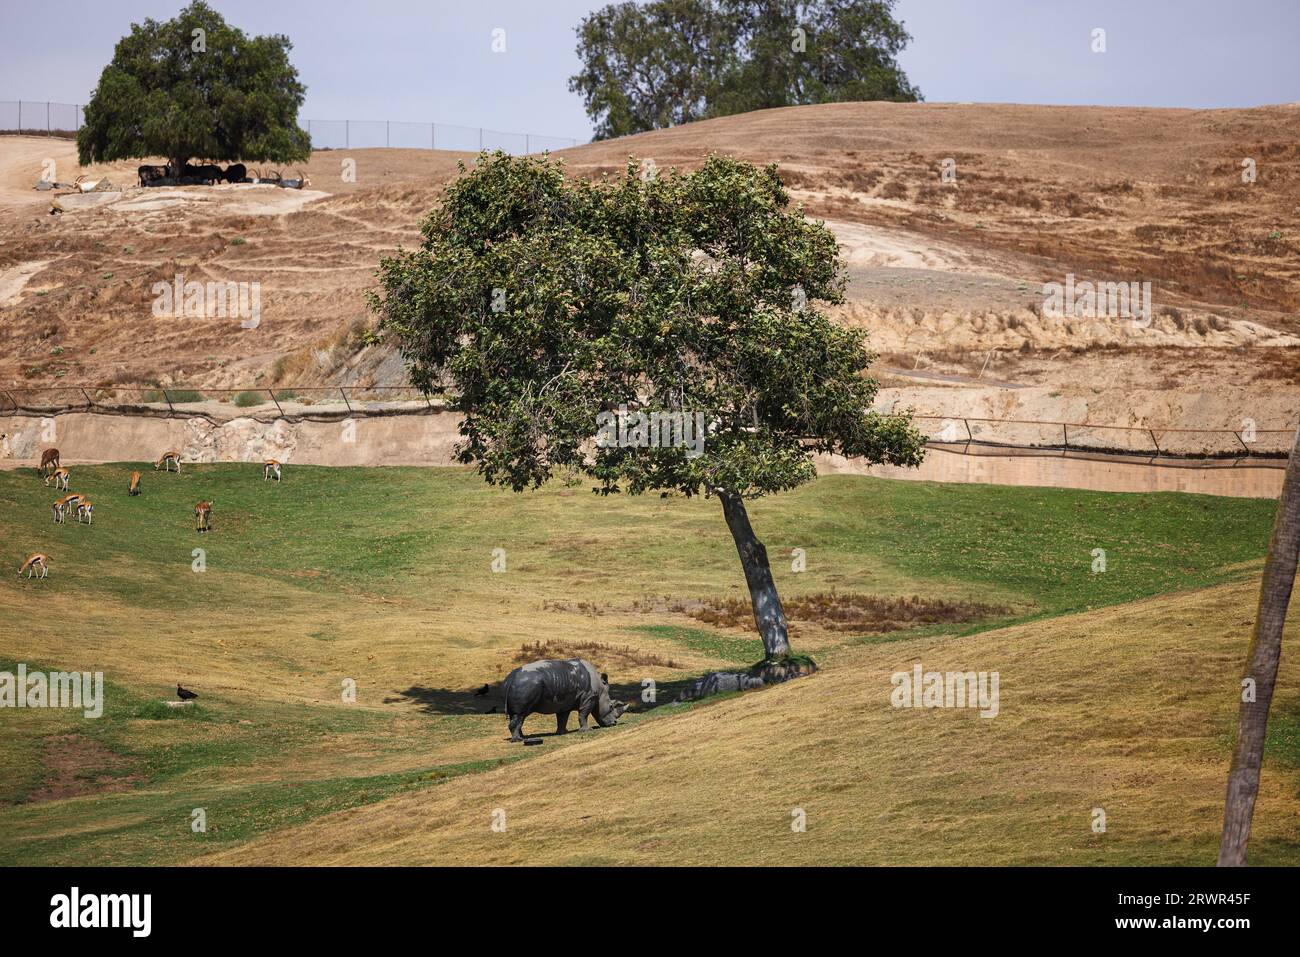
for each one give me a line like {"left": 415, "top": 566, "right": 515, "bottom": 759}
{"left": 601, "top": 672, "right": 609, "bottom": 685}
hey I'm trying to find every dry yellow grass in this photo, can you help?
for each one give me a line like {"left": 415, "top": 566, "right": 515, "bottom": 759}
{"left": 202, "top": 578, "right": 1300, "bottom": 866}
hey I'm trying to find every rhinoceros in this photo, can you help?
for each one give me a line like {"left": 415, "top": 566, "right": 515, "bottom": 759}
{"left": 502, "top": 658, "right": 628, "bottom": 742}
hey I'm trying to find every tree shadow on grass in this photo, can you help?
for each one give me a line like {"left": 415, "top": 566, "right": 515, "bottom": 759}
{"left": 386, "top": 686, "right": 492, "bottom": 716}
{"left": 389, "top": 674, "right": 704, "bottom": 718}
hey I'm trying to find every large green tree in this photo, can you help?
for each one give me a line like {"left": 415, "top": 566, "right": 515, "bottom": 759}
{"left": 570, "top": 0, "right": 921, "bottom": 140}
{"left": 370, "top": 152, "right": 925, "bottom": 660}
{"left": 77, "top": 0, "right": 311, "bottom": 175}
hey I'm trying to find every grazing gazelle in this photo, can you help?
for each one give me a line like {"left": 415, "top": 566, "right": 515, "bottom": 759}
{"left": 44, "top": 467, "right": 71, "bottom": 491}
{"left": 40, "top": 448, "right": 60, "bottom": 477}
{"left": 18, "top": 553, "right": 49, "bottom": 579}
{"left": 195, "top": 500, "right": 213, "bottom": 533}
{"left": 76, "top": 500, "right": 94, "bottom": 525}
{"left": 52, "top": 493, "right": 81, "bottom": 524}
{"left": 128, "top": 471, "right": 142, "bottom": 496}
{"left": 154, "top": 451, "right": 182, "bottom": 473}
{"left": 263, "top": 459, "right": 282, "bottom": 482}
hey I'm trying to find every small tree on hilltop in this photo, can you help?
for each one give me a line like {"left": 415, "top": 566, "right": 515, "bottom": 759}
{"left": 370, "top": 152, "right": 925, "bottom": 663}
{"left": 77, "top": 0, "right": 311, "bottom": 176}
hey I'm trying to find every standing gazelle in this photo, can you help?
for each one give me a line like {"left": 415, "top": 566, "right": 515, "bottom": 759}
{"left": 18, "top": 553, "right": 49, "bottom": 579}
{"left": 263, "top": 459, "right": 282, "bottom": 482}
{"left": 128, "top": 471, "right": 142, "bottom": 496}
{"left": 76, "top": 500, "right": 94, "bottom": 525}
{"left": 39, "top": 448, "right": 60, "bottom": 477}
{"left": 155, "top": 451, "right": 182, "bottom": 473}
{"left": 195, "top": 501, "right": 213, "bottom": 533}
{"left": 44, "top": 467, "right": 71, "bottom": 491}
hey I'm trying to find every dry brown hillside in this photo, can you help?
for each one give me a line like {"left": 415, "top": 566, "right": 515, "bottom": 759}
{"left": 2, "top": 101, "right": 1298, "bottom": 430}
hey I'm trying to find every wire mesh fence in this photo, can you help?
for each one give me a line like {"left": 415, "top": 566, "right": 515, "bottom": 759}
{"left": 0, "top": 386, "right": 443, "bottom": 420}
{"left": 0, "top": 100, "right": 83, "bottom": 137}
{"left": 303, "top": 118, "right": 578, "bottom": 154}
{"left": 0, "top": 101, "right": 581, "bottom": 155}
{"left": 912, "top": 415, "right": 1294, "bottom": 468}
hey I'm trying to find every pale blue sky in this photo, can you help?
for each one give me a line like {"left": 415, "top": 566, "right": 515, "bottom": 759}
{"left": 1, "top": 0, "right": 1295, "bottom": 143}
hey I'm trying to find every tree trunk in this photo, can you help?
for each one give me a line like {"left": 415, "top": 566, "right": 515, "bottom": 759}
{"left": 719, "top": 489, "right": 791, "bottom": 659}
{"left": 1218, "top": 425, "right": 1300, "bottom": 866}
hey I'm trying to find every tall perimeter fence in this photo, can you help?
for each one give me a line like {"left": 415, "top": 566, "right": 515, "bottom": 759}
{"left": 0, "top": 100, "right": 582, "bottom": 154}
{"left": 0, "top": 386, "right": 1293, "bottom": 470}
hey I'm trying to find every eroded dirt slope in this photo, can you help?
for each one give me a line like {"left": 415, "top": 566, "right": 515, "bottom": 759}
{"left": 2, "top": 101, "right": 1298, "bottom": 431}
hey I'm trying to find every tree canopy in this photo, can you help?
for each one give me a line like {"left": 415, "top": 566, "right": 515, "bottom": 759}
{"left": 371, "top": 151, "right": 923, "bottom": 499}
{"left": 77, "top": 0, "right": 311, "bottom": 170}
{"left": 370, "top": 152, "right": 924, "bottom": 658}
{"left": 569, "top": 0, "right": 921, "bottom": 140}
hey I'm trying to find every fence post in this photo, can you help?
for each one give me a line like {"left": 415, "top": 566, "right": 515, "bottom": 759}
{"left": 526, "top": 134, "right": 531, "bottom": 155}
{"left": 339, "top": 387, "right": 354, "bottom": 414}
{"left": 479, "top": 127, "right": 483, "bottom": 150}
{"left": 47, "top": 101, "right": 51, "bottom": 136}
{"left": 162, "top": 389, "right": 175, "bottom": 414}
{"left": 268, "top": 389, "right": 283, "bottom": 416}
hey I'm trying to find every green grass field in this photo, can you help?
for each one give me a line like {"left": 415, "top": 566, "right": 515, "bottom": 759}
{"left": 0, "top": 463, "right": 1289, "bottom": 865}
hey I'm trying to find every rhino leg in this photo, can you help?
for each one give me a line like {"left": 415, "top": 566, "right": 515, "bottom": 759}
{"left": 556, "top": 711, "right": 570, "bottom": 735}
{"left": 508, "top": 712, "right": 526, "bottom": 742}
{"left": 577, "top": 705, "right": 592, "bottom": 731}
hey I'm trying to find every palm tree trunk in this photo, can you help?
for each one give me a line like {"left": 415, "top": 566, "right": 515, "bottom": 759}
{"left": 1218, "top": 424, "right": 1300, "bottom": 866}
{"left": 719, "top": 489, "right": 791, "bottom": 659}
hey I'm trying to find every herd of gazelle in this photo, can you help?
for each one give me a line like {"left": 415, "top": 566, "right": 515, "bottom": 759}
{"left": 18, "top": 448, "right": 286, "bottom": 577}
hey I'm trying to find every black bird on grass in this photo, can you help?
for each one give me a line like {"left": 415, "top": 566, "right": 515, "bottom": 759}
{"left": 473, "top": 683, "right": 490, "bottom": 697}
{"left": 177, "top": 684, "right": 198, "bottom": 701}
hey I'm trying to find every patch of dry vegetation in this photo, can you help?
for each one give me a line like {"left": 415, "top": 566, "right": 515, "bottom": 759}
{"left": 688, "top": 591, "right": 1012, "bottom": 634}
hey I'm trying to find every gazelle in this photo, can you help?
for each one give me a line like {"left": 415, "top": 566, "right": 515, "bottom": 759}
{"left": 76, "top": 500, "right": 94, "bottom": 525}
{"left": 128, "top": 471, "right": 142, "bottom": 495}
{"left": 263, "top": 459, "right": 282, "bottom": 482}
{"left": 52, "top": 493, "right": 81, "bottom": 524}
{"left": 155, "top": 451, "right": 182, "bottom": 473}
{"left": 44, "top": 467, "right": 71, "bottom": 491}
{"left": 18, "top": 553, "right": 49, "bottom": 579}
{"left": 40, "top": 448, "right": 60, "bottom": 476}
{"left": 195, "top": 500, "right": 213, "bottom": 533}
